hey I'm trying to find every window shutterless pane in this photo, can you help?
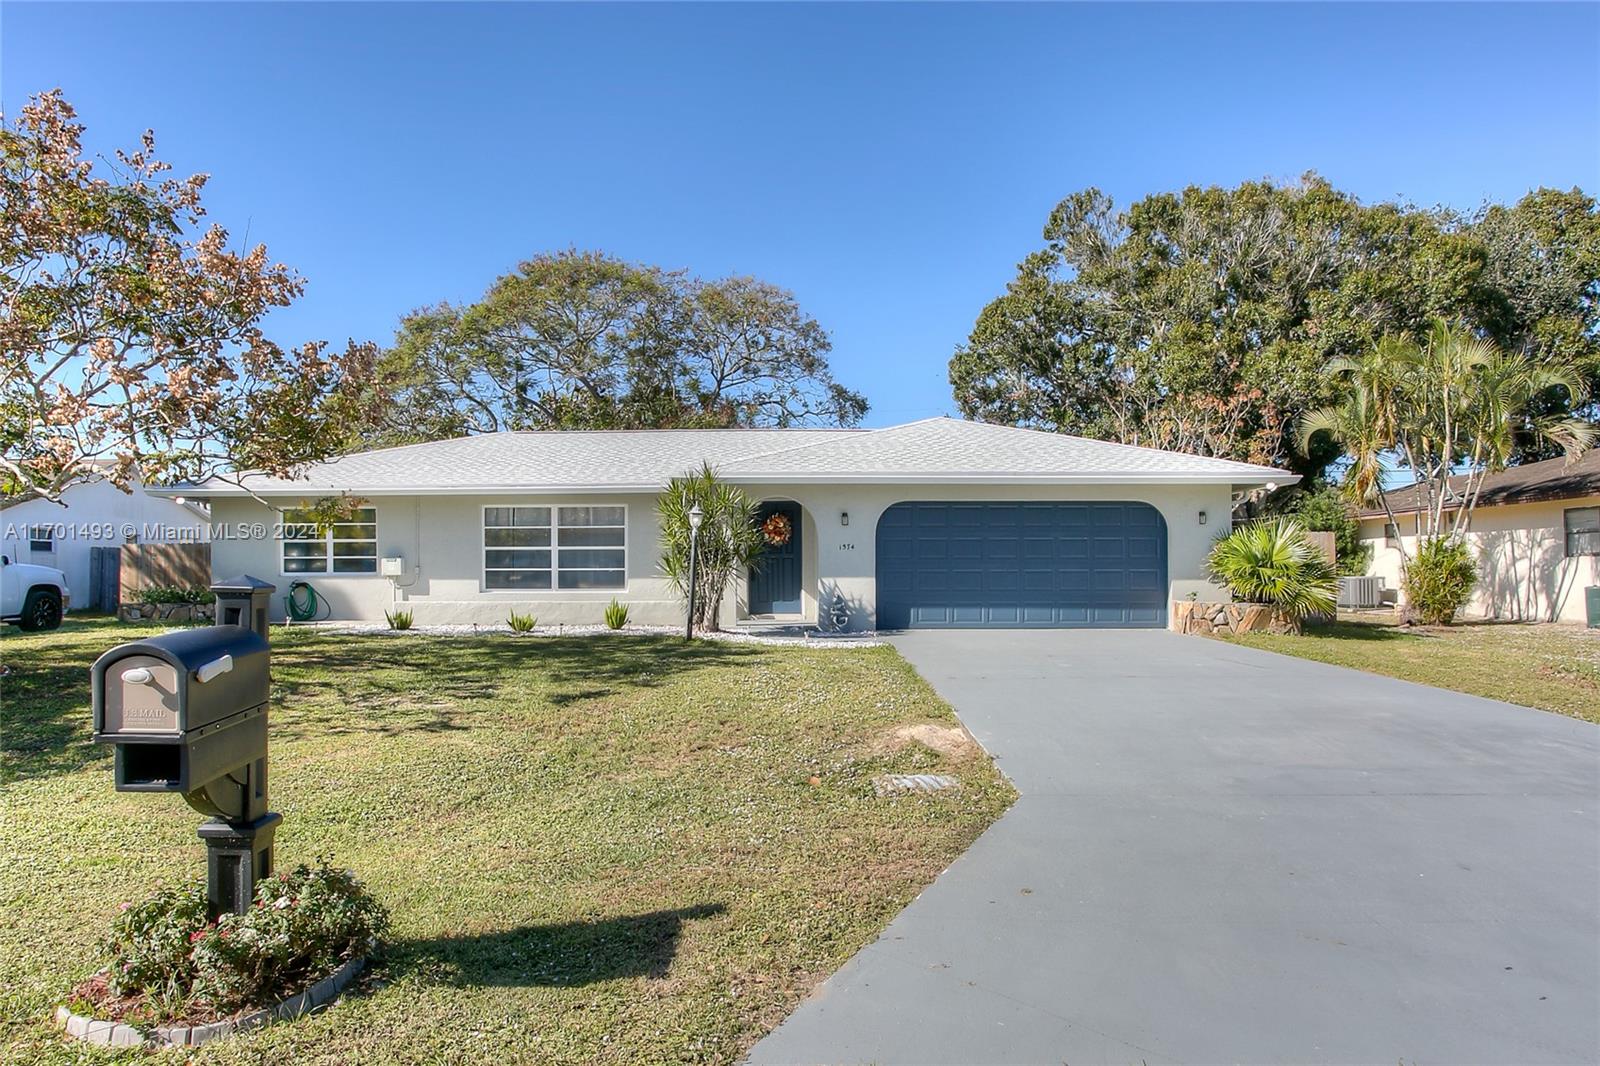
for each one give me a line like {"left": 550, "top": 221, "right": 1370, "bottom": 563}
{"left": 485, "top": 527, "right": 551, "bottom": 547}
{"left": 514, "top": 506, "right": 552, "bottom": 526}
{"left": 283, "top": 542, "right": 326, "bottom": 559}
{"left": 558, "top": 548, "right": 625, "bottom": 569}
{"left": 1567, "top": 507, "right": 1600, "bottom": 532}
{"left": 332, "top": 557, "right": 378, "bottom": 574}
{"left": 283, "top": 523, "right": 320, "bottom": 541}
{"left": 557, "top": 526, "right": 625, "bottom": 547}
{"left": 332, "top": 540, "right": 378, "bottom": 558}
{"left": 486, "top": 569, "right": 552, "bottom": 590}
{"left": 284, "top": 557, "right": 328, "bottom": 573}
{"left": 558, "top": 506, "right": 625, "bottom": 527}
{"left": 331, "top": 523, "right": 377, "bottom": 540}
{"left": 557, "top": 569, "right": 626, "bottom": 589}
{"left": 485, "top": 549, "right": 552, "bottom": 569}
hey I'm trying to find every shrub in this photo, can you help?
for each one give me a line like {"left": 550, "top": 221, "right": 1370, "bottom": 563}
{"left": 383, "top": 608, "right": 413, "bottom": 630}
{"left": 1206, "top": 517, "right": 1338, "bottom": 621}
{"left": 603, "top": 599, "right": 629, "bottom": 630}
{"left": 1289, "top": 484, "right": 1373, "bottom": 576}
{"left": 507, "top": 610, "right": 537, "bottom": 633}
{"left": 1402, "top": 537, "right": 1477, "bottom": 625}
{"left": 98, "top": 861, "right": 388, "bottom": 1020}
{"left": 138, "top": 584, "right": 211, "bottom": 606}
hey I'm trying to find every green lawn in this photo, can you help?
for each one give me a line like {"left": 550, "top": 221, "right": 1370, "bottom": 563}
{"left": 1, "top": 618, "right": 1012, "bottom": 1064}
{"left": 1222, "top": 615, "right": 1600, "bottom": 724}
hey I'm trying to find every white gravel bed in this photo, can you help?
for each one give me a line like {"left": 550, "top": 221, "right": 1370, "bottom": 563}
{"left": 289, "top": 620, "right": 883, "bottom": 648}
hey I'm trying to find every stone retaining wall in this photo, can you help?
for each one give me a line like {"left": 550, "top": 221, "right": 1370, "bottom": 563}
{"left": 118, "top": 602, "right": 216, "bottom": 623}
{"left": 1170, "top": 600, "right": 1299, "bottom": 636}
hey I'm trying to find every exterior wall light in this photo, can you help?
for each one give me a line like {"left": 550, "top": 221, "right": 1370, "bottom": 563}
{"left": 1198, "top": 510, "right": 1208, "bottom": 525}
{"left": 840, "top": 511, "right": 850, "bottom": 527}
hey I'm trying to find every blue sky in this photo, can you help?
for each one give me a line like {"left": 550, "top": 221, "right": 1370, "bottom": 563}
{"left": 5, "top": 2, "right": 1598, "bottom": 427}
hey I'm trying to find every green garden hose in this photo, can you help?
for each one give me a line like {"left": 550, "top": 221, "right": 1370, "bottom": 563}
{"left": 285, "top": 580, "right": 328, "bottom": 623}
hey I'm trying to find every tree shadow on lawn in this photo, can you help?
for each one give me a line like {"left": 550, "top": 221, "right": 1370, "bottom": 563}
{"left": 1, "top": 654, "right": 113, "bottom": 783}
{"left": 270, "top": 634, "right": 766, "bottom": 737}
{"left": 1302, "top": 621, "right": 1420, "bottom": 643}
{"left": 396, "top": 903, "right": 727, "bottom": 988}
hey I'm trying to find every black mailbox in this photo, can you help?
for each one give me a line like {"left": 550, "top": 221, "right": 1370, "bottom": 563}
{"left": 92, "top": 626, "right": 270, "bottom": 795}
{"left": 91, "top": 575, "right": 281, "bottom": 918}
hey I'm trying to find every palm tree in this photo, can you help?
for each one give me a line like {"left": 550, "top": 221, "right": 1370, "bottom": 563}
{"left": 1300, "top": 322, "right": 1592, "bottom": 549}
{"left": 657, "top": 464, "right": 766, "bottom": 632}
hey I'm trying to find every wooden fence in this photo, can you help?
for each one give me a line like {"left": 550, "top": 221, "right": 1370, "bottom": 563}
{"left": 88, "top": 546, "right": 120, "bottom": 611}
{"left": 115, "top": 542, "right": 212, "bottom": 603}
{"left": 1306, "top": 530, "right": 1337, "bottom": 565}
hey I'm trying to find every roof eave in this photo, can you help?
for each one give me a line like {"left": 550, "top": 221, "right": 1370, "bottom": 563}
{"left": 159, "top": 470, "right": 1294, "bottom": 497}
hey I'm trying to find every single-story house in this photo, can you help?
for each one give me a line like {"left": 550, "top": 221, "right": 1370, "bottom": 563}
{"left": 156, "top": 417, "right": 1290, "bottom": 630}
{"left": 1358, "top": 449, "right": 1600, "bottom": 624}
{"left": 1, "top": 469, "right": 211, "bottom": 610}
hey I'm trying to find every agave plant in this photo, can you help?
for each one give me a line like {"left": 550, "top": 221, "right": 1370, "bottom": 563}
{"left": 603, "top": 598, "right": 630, "bottom": 630}
{"left": 1206, "top": 518, "right": 1338, "bottom": 621}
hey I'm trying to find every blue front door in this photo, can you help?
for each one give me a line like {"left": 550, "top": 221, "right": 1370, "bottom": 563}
{"left": 750, "top": 502, "right": 802, "bottom": 615}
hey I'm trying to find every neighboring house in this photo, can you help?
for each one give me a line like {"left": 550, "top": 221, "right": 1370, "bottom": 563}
{"left": 0, "top": 473, "right": 211, "bottom": 610}
{"left": 156, "top": 417, "right": 1289, "bottom": 630}
{"left": 1357, "top": 449, "right": 1600, "bottom": 624}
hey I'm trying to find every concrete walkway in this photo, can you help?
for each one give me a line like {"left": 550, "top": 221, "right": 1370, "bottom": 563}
{"left": 747, "top": 629, "right": 1600, "bottom": 1065}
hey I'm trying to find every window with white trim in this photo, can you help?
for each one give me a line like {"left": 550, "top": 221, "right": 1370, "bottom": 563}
{"left": 1565, "top": 506, "right": 1600, "bottom": 558}
{"left": 483, "top": 505, "right": 626, "bottom": 591}
{"left": 282, "top": 507, "right": 378, "bottom": 574}
{"left": 28, "top": 525, "right": 54, "bottom": 553}
{"left": 1384, "top": 522, "right": 1401, "bottom": 548}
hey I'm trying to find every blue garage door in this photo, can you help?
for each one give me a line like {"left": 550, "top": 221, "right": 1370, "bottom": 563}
{"left": 876, "top": 502, "right": 1168, "bottom": 629}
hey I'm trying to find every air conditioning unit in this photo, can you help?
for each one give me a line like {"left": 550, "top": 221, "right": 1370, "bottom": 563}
{"left": 1338, "top": 576, "right": 1383, "bottom": 609}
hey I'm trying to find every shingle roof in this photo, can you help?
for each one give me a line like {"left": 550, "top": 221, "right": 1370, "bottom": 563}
{"left": 718, "top": 417, "right": 1287, "bottom": 482}
{"left": 167, "top": 417, "right": 1289, "bottom": 496}
{"left": 1359, "top": 449, "right": 1600, "bottom": 517}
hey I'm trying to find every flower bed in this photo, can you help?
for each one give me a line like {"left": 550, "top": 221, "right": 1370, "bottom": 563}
{"left": 59, "top": 861, "right": 386, "bottom": 1046}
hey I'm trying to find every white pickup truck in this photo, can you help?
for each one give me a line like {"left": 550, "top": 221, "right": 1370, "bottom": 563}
{"left": 1, "top": 554, "right": 70, "bottom": 630}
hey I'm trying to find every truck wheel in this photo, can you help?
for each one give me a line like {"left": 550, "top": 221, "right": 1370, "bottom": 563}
{"left": 18, "top": 589, "right": 63, "bottom": 631}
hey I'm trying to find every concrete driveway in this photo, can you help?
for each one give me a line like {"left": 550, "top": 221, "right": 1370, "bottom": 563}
{"left": 748, "top": 630, "right": 1600, "bottom": 1065}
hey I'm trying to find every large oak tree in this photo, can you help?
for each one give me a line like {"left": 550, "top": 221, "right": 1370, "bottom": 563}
{"left": 373, "top": 250, "right": 867, "bottom": 443}
{"left": 951, "top": 175, "right": 1598, "bottom": 479}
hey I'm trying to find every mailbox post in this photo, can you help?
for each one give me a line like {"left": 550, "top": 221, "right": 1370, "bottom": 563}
{"left": 92, "top": 576, "right": 281, "bottom": 919}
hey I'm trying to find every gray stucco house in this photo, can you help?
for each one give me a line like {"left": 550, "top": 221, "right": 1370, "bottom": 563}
{"left": 159, "top": 417, "right": 1291, "bottom": 630}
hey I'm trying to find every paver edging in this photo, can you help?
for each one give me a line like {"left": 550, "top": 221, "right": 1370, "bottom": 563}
{"left": 55, "top": 956, "right": 365, "bottom": 1048}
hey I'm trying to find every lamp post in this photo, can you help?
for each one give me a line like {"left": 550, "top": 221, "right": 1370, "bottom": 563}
{"left": 685, "top": 503, "right": 704, "bottom": 640}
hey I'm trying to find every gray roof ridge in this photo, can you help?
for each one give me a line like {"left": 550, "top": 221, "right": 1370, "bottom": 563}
{"left": 504, "top": 425, "right": 863, "bottom": 436}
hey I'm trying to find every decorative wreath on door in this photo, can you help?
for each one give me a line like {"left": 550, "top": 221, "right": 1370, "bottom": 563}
{"left": 761, "top": 512, "right": 793, "bottom": 547}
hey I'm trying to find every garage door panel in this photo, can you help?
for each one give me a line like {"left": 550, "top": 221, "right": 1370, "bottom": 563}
{"left": 1128, "top": 534, "right": 1161, "bottom": 559}
{"left": 876, "top": 502, "right": 1167, "bottom": 629}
